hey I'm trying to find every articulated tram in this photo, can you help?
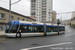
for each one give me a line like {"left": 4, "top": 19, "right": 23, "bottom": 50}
{"left": 5, "top": 20, "right": 65, "bottom": 37}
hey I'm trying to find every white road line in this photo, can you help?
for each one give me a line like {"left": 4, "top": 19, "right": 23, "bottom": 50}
{"left": 21, "top": 42, "right": 73, "bottom": 50}
{"left": 65, "top": 26, "right": 71, "bottom": 32}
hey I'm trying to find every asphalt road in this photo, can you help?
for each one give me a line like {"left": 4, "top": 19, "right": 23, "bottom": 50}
{"left": 0, "top": 25, "right": 75, "bottom": 50}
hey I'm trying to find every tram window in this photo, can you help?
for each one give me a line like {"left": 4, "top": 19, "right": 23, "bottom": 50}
{"left": 33, "top": 26, "right": 38, "bottom": 32}
{"left": 19, "top": 25, "right": 44, "bottom": 33}
{"left": 33, "top": 26, "right": 35, "bottom": 32}
{"left": 29, "top": 26, "right": 33, "bottom": 32}
{"left": 37, "top": 26, "right": 43, "bottom": 32}
{"left": 60, "top": 27, "right": 62, "bottom": 31}
{"left": 63, "top": 27, "right": 65, "bottom": 31}
{"left": 48, "top": 27, "right": 54, "bottom": 32}
{"left": 34, "top": 26, "right": 38, "bottom": 32}
{"left": 50, "top": 27, "right": 54, "bottom": 32}
{"left": 62, "top": 27, "right": 65, "bottom": 31}
{"left": 28, "top": 26, "right": 43, "bottom": 32}
{"left": 11, "top": 25, "right": 17, "bottom": 30}
{"left": 60, "top": 27, "right": 64, "bottom": 31}
{"left": 54, "top": 27, "right": 58, "bottom": 32}
{"left": 48, "top": 27, "right": 50, "bottom": 32}
{"left": 22, "top": 25, "right": 28, "bottom": 33}
{"left": 28, "top": 26, "right": 38, "bottom": 32}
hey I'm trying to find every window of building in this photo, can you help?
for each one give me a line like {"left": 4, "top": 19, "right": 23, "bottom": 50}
{"left": 49, "top": 17, "right": 50, "bottom": 18}
{"left": 42, "top": 0, "right": 46, "bottom": 1}
{"left": 31, "top": 4, "right": 36, "bottom": 7}
{"left": 42, "top": 20, "right": 46, "bottom": 21}
{"left": 32, "top": 2, "right": 36, "bottom": 4}
{"left": 22, "top": 19, "right": 24, "bottom": 21}
{"left": 0, "top": 13, "right": 5, "bottom": 19}
{"left": 42, "top": 9, "right": 46, "bottom": 11}
{"left": 27, "top": 20, "right": 28, "bottom": 21}
{"left": 42, "top": 1, "right": 46, "bottom": 4}
{"left": 39, "top": 7, "right": 41, "bottom": 8}
{"left": 0, "top": 26, "right": 3, "bottom": 30}
{"left": 31, "top": 13, "right": 36, "bottom": 15}
{"left": 17, "top": 17, "right": 20, "bottom": 20}
{"left": 11, "top": 16, "right": 14, "bottom": 20}
{"left": 31, "top": 0, "right": 36, "bottom": 2}
{"left": 42, "top": 11, "right": 46, "bottom": 15}
{"left": 42, "top": 0, "right": 46, "bottom": 4}
{"left": 42, "top": 4, "right": 46, "bottom": 6}
{"left": 31, "top": 7, "right": 36, "bottom": 10}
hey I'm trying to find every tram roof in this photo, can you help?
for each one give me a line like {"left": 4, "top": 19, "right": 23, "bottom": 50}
{"left": 7, "top": 20, "right": 65, "bottom": 26}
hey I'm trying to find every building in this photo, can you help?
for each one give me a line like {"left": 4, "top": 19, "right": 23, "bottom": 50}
{"left": 0, "top": 7, "right": 36, "bottom": 31}
{"left": 70, "top": 11, "right": 75, "bottom": 26}
{"left": 62, "top": 19, "right": 71, "bottom": 25}
{"left": 71, "top": 17, "right": 75, "bottom": 26}
{"left": 31, "top": 0, "right": 53, "bottom": 23}
{"left": 52, "top": 11, "right": 56, "bottom": 23}
{"left": 72, "top": 11, "right": 75, "bottom": 18}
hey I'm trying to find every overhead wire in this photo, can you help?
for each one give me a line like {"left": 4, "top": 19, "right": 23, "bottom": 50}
{"left": 0, "top": 0, "right": 29, "bottom": 8}
{"left": 0, "top": 0, "right": 75, "bottom": 15}
{"left": 11, "top": 0, "right": 21, "bottom": 5}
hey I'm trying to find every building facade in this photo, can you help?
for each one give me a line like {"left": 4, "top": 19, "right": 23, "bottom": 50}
{"left": 70, "top": 11, "right": 75, "bottom": 26}
{"left": 0, "top": 7, "right": 36, "bottom": 31}
{"left": 72, "top": 11, "right": 75, "bottom": 18}
{"left": 52, "top": 11, "right": 56, "bottom": 23}
{"left": 71, "top": 18, "right": 75, "bottom": 25}
{"left": 31, "top": 0, "right": 53, "bottom": 23}
{"left": 62, "top": 19, "right": 71, "bottom": 25}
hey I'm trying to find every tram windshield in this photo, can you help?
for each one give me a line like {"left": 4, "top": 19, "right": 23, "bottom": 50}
{"left": 5, "top": 23, "right": 17, "bottom": 33}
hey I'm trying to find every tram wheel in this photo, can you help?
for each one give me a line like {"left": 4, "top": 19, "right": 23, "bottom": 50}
{"left": 16, "top": 33, "right": 21, "bottom": 38}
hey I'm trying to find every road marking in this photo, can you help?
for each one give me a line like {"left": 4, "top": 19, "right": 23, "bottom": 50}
{"left": 65, "top": 26, "right": 71, "bottom": 32}
{"left": 21, "top": 42, "right": 73, "bottom": 50}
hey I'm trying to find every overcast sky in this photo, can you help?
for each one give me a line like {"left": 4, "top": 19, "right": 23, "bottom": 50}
{"left": 0, "top": 0, "right": 75, "bottom": 20}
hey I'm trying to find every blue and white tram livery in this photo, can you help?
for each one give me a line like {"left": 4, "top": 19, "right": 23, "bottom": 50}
{"left": 5, "top": 20, "right": 65, "bottom": 37}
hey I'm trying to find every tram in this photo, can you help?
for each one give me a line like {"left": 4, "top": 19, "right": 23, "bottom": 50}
{"left": 5, "top": 20, "right": 65, "bottom": 37}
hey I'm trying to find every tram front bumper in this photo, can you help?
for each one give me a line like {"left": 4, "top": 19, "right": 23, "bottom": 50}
{"left": 5, "top": 33, "right": 16, "bottom": 37}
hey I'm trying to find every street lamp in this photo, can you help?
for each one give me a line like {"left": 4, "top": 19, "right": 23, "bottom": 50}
{"left": 9, "top": 0, "right": 21, "bottom": 22}
{"left": 57, "top": 19, "right": 61, "bottom": 35}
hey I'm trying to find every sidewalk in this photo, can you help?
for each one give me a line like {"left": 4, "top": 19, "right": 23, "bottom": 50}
{"left": 0, "top": 31, "right": 5, "bottom": 38}
{"left": 70, "top": 26, "right": 75, "bottom": 29}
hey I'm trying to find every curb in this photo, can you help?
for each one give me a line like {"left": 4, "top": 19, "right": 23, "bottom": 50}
{"left": 70, "top": 26, "right": 75, "bottom": 29}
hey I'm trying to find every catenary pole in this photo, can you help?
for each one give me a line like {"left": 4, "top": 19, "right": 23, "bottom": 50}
{"left": 9, "top": 0, "right": 21, "bottom": 22}
{"left": 9, "top": 0, "right": 11, "bottom": 22}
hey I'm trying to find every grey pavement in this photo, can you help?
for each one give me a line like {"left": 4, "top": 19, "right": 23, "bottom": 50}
{"left": 0, "top": 31, "right": 5, "bottom": 35}
{"left": 0, "top": 31, "right": 5, "bottom": 38}
{"left": 0, "top": 26, "right": 75, "bottom": 50}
